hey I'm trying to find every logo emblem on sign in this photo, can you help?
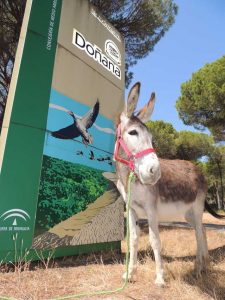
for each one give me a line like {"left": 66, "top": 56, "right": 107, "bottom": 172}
{"left": 0, "top": 208, "right": 30, "bottom": 226}
{"left": 105, "top": 40, "right": 121, "bottom": 66}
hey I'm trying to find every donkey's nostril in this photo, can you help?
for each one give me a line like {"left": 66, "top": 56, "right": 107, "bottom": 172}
{"left": 150, "top": 167, "right": 154, "bottom": 174}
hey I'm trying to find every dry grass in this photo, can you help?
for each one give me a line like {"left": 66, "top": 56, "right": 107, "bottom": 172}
{"left": 203, "top": 212, "right": 225, "bottom": 225}
{"left": 0, "top": 214, "right": 225, "bottom": 300}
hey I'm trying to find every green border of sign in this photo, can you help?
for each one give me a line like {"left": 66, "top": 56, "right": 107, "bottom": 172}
{"left": 0, "top": 0, "right": 62, "bottom": 251}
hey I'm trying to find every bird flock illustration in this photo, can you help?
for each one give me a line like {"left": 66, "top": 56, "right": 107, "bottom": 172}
{"left": 76, "top": 150, "right": 113, "bottom": 166}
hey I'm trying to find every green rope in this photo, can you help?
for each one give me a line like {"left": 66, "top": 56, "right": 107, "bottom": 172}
{"left": 0, "top": 172, "right": 135, "bottom": 300}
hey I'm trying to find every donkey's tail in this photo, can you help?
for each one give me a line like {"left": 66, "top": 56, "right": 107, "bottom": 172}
{"left": 205, "top": 201, "right": 225, "bottom": 219}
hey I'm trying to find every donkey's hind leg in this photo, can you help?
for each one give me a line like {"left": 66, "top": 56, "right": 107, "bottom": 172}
{"left": 185, "top": 205, "right": 209, "bottom": 277}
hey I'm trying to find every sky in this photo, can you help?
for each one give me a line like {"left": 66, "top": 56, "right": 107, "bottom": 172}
{"left": 127, "top": 0, "right": 225, "bottom": 133}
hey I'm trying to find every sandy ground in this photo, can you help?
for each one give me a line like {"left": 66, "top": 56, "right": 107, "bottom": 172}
{"left": 0, "top": 213, "right": 225, "bottom": 300}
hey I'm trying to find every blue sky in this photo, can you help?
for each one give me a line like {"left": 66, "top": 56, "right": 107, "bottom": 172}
{"left": 128, "top": 0, "right": 225, "bottom": 133}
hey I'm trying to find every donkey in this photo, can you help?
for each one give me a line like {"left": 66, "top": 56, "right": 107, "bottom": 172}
{"left": 114, "top": 82, "right": 220, "bottom": 286}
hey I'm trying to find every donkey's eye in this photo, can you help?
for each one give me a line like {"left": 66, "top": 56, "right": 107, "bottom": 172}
{"left": 128, "top": 130, "right": 138, "bottom": 136}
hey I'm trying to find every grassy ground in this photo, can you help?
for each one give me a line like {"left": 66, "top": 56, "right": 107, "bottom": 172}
{"left": 0, "top": 213, "right": 225, "bottom": 300}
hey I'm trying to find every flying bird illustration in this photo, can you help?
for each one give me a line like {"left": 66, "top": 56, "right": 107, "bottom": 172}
{"left": 103, "top": 156, "right": 111, "bottom": 161}
{"left": 89, "top": 150, "right": 95, "bottom": 160}
{"left": 97, "top": 156, "right": 105, "bottom": 161}
{"left": 76, "top": 150, "right": 84, "bottom": 156}
{"left": 51, "top": 100, "right": 100, "bottom": 145}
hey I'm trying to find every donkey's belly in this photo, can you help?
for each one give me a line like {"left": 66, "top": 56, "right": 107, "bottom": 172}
{"left": 157, "top": 200, "right": 192, "bottom": 222}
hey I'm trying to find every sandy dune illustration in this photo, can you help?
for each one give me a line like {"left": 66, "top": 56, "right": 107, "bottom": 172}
{"left": 32, "top": 181, "right": 124, "bottom": 249}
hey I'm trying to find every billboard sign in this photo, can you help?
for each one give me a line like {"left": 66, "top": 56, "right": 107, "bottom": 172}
{"left": 0, "top": 0, "right": 124, "bottom": 261}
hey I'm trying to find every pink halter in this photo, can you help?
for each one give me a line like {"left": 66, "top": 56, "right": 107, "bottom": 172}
{"left": 114, "top": 124, "right": 156, "bottom": 173}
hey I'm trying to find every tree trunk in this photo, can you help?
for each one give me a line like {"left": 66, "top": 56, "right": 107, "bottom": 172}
{"left": 214, "top": 182, "right": 222, "bottom": 210}
{"left": 215, "top": 159, "right": 224, "bottom": 210}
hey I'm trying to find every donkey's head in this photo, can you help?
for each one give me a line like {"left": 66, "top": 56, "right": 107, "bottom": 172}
{"left": 117, "top": 82, "right": 161, "bottom": 185}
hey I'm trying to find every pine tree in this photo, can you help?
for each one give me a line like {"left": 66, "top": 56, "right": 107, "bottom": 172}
{"left": 90, "top": 0, "right": 178, "bottom": 87}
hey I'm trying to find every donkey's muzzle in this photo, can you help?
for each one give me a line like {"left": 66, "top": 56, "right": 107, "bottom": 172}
{"left": 148, "top": 166, "right": 161, "bottom": 185}
{"left": 138, "top": 158, "right": 161, "bottom": 185}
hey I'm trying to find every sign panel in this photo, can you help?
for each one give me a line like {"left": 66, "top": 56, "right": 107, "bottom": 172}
{"left": 0, "top": 0, "right": 124, "bottom": 261}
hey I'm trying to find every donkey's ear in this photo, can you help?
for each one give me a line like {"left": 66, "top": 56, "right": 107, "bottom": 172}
{"left": 136, "top": 92, "right": 155, "bottom": 123}
{"left": 125, "top": 82, "right": 140, "bottom": 117}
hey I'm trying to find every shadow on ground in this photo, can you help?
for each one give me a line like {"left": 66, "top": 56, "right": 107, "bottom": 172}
{"left": 183, "top": 267, "right": 225, "bottom": 300}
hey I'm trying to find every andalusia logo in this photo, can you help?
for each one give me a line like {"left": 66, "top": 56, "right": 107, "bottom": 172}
{"left": 0, "top": 208, "right": 30, "bottom": 226}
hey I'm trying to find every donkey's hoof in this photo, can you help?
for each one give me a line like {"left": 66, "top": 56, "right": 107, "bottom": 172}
{"left": 195, "top": 269, "right": 202, "bottom": 279}
{"left": 155, "top": 277, "right": 165, "bottom": 287}
{"left": 122, "top": 272, "right": 137, "bottom": 282}
{"left": 195, "top": 266, "right": 208, "bottom": 278}
{"left": 195, "top": 262, "right": 208, "bottom": 278}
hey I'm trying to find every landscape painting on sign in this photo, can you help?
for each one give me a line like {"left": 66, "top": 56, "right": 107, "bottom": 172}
{"left": 33, "top": 89, "right": 124, "bottom": 249}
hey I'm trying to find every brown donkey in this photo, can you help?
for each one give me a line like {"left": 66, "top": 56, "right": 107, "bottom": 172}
{"left": 115, "top": 82, "right": 224, "bottom": 286}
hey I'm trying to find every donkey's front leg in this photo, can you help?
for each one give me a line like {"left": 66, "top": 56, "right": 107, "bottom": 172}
{"left": 123, "top": 208, "right": 140, "bottom": 282}
{"left": 147, "top": 213, "right": 165, "bottom": 286}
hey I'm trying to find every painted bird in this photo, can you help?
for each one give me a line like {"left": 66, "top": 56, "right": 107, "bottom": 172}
{"left": 89, "top": 150, "right": 95, "bottom": 160}
{"left": 76, "top": 150, "right": 84, "bottom": 156}
{"left": 97, "top": 157, "right": 105, "bottom": 161}
{"left": 51, "top": 100, "right": 100, "bottom": 145}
